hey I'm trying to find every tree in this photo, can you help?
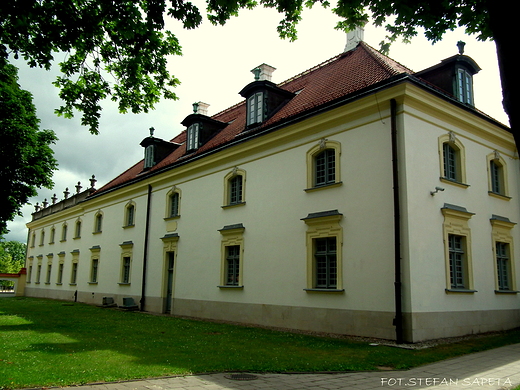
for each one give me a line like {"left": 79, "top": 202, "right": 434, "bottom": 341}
{"left": 0, "top": 59, "right": 58, "bottom": 236}
{"left": 0, "top": 0, "right": 515, "bottom": 144}
{"left": 0, "top": 240, "right": 26, "bottom": 274}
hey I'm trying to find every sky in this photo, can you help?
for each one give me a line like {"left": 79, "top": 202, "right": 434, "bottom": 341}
{"left": 4, "top": 5, "right": 509, "bottom": 243}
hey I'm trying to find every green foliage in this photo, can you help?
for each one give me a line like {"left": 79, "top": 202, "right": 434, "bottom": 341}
{"left": 0, "top": 240, "right": 26, "bottom": 274}
{"left": 0, "top": 60, "right": 58, "bottom": 235}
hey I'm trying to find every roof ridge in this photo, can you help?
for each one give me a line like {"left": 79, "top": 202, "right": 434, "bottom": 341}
{"left": 359, "top": 41, "right": 414, "bottom": 75}
{"left": 278, "top": 51, "right": 345, "bottom": 87}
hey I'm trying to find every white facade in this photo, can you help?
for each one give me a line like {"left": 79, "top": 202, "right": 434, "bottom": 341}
{"left": 25, "top": 45, "right": 519, "bottom": 342}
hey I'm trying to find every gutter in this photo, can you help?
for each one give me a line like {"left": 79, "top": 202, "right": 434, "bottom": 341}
{"left": 140, "top": 184, "right": 152, "bottom": 311}
{"left": 390, "top": 99, "right": 404, "bottom": 343}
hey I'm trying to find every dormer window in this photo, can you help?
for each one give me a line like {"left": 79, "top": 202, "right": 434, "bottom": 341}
{"left": 186, "top": 123, "right": 200, "bottom": 152}
{"left": 239, "top": 64, "right": 295, "bottom": 129}
{"left": 181, "top": 102, "right": 227, "bottom": 153}
{"left": 456, "top": 68, "right": 473, "bottom": 105}
{"left": 144, "top": 145, "right": 156, "bottom": 169}
{"left": 247, "top": 92, "right": 264, "bottom": 126}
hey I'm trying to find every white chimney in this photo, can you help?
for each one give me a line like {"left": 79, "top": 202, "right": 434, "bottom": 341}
{"left": 344, "top": 26, "right": 364, "bottom": 52}
{"left": 251, "top": 63, "right": 276, "bottom": 81}
{"left": 193, "top": 101, "right": 210, "bottom": 116}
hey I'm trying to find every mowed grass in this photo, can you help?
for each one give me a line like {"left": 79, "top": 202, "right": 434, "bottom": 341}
{"left": 1, "top": 298, "right": 520, "bottom": 389}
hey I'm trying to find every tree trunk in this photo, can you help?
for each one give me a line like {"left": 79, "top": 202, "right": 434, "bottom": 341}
{"left": 486, "top": 0, "right": 519, "bottom": 149}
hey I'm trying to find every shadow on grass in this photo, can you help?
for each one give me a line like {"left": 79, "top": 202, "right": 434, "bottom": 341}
{"left": 1, "top": 297, "right": 520, "bottom": 389}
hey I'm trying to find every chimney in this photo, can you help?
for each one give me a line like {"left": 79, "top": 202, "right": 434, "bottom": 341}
{"left": 251, "top": 63, "right": 276, "bottom": 82}
{"left": 192, "top": 101, "right": 210, "bottom": 116}
{"left": 344, "top": 26, "right": 364, "bottom": 52}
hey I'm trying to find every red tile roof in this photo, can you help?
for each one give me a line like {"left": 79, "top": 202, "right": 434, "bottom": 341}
{"left": 94, "top": 42, "right": 412, "bottom": 195}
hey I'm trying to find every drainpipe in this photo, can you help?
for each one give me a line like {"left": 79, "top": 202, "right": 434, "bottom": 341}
{"left": 140, "top": 184, "right": 152, "bottom": 311}
{"left": 391, "top": 99, "right": 404, "bottom": 344}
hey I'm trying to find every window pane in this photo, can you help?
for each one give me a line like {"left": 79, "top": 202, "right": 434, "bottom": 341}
{"left": 443, "top": 143, "right": 457, "bottom": 180}
{"left": 496, "top": 242, "right": 510, "bottom": 290}
{"left": 226, "top": 245, "right": 240, "bottom": 285}
{"left": 448, "top": 234, "right": 466, "bottom": 289}
{"left": 315, "top": 237, "right": 337, "bottom": 288}
{"left": 315, "top": 149, "right": 335, "bottom": 186}
{"left": 229, "top": 175, "right": 243, "bottom": 204}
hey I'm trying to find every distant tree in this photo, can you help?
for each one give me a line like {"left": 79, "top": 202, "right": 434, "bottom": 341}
{"left": 0, "top": 240, "right": 26, "bottom": 274}
{"left": 0, "top": 0, "right": 515, "bottom": 146}
{"left": 0, "top": 59, "right": 58, "bottom": 235}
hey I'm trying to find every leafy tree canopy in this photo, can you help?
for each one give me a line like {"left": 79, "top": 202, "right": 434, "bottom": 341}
{"left": 0, "top": 60, "right": 58, "bottom": 235}
{"left": 0, "top": 0, "right": 515, "bottom": 142}
{"left": 0, "top": 240, "right": 26, "bottom": 274}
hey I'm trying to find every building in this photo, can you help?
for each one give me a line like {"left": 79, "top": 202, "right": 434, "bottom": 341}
{"left": 25, "top": 34, "right": 519, "bottom": 343}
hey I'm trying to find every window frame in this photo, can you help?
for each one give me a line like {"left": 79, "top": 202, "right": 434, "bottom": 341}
{"left": 223, "top": 168, "right": 246, "bottom": 208}
{"left": 456, "top": 68, "right": 473, "bottom": 105}
{"left": 218, "top": 224, "right": 245, "bottom": 288}
{"left": 438, "top": 132, "right": 468, "bottom": 187}
{"left": 487, "top": 152, "right": 510, "bottom": 199}
{"left": 93, "top": 211, "right": 103, "bottom": 234}
{"left": 302, "top": 210, "right": 344, "bottom": 292}
{"left": 305, "top": 140, "right": 342, "bottom": 191}
{"left": 441, "top": 204, "right": 475, "bottom": 293}
{"left": 491, "top": 216, "right": 517, "bottom": 293}
{"left": 186, "top": 123, "right": 200, "bottom": 152}
{"left": 165, "top": 187, "right": 181, "bottom": 219}
{"left": 119, "top": 241, "right": 134, "bottom": 285}
{"left": 89, "top": 246, "right": 101, "bottom": 284}
{"left": 124, "top": 201, "right": 136, "bottom": 227}
{"left": 246, "top": 92, "right": 264, "bottom": 126}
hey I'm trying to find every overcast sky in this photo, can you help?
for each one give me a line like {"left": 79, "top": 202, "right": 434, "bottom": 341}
{"left": 4, "top": 5, "right": 508, "bottom": 243}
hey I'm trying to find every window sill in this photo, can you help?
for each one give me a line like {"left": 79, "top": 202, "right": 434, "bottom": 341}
{"left": 304, "top": 182, "right": 343, "bottom": 193}
{"left": 440, "top": 177, "right": 469, "bottom": 189}
{"left": 164, "top": 215, "right": 180, "bottom": 221}
{"left": 218, "top": 285, "right": 244, "bottom": 289}
{"left": 304, "top": 288, "right": 345, "bottom": 293}
{"left": 56, "top": 283, "right": 63, "bottom": 286}
{"left": 44, "top": 282, "right": 51, "bottom": 285}
{"left": 69, "top": 283, "right": 77, "bottom": 286}
{"left": 445, "top": 288, "right": 477, "bottom": 294}
{"left": 88, "top": 282, "right": 98, "bottom": 285}
{"left": 488, "top": 191, "right": 511, "bottom": 201}
{"left": 495, "top": 290, "right": 519, "bottom": 294}
{"left": 123, "top": 224, "right": 135, "bottom": 229}
{"left": 118, "top": 282, "right": 131, "bottom": 286}
{"left": 73, "top": 236, "right": 81, "bottom": 240}
{"left": 222, "top": 202, "right": 246, "bottom": 209}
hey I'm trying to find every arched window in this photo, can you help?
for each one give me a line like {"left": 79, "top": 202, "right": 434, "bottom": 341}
{"left": 75, "top": 219, "right": 82, "bottom": 238}
{"left": 305, "top": 140, "right": 341, "bottom": 190}
{"left": 487, "top": 151, "right": 509, "bottom": 198}
{"left": 94, "top": 211, "right": 103, "bottom": 233}
{"left": 223, "top": 168, "right": 246, "bottom": 207}
{"left": 438, "top": 132, "right": 467, "bottom": 187}
{"left": 124, "top": 202, "right": 136, "bottom": 227}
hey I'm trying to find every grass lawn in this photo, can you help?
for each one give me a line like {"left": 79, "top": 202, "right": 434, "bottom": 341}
{"left": 1, "top": 297, "right": 520, "bottom": 389}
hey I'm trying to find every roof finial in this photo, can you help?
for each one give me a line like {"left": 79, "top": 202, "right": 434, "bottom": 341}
{"left": 149, "top": 127, "right": 155, "bottom": 137}
{"left": 457, "top": 41, "right": 465, "bottom": 55}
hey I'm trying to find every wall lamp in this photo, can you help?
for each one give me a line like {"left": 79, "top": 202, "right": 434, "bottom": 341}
{"left": 430, "top": 186, "right": 445, "bottom": 196}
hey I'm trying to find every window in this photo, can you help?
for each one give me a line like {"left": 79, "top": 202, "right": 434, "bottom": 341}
{"left": 61, "top": 223, "right": 68, "bottom": 242}
{"left": 441, "top": 204, "right": 474, "bottom": 292}
{"left": 218, "top": 224, "right": 245, "bottom": 288}
{"left": 144, "top": 144, "right": 156, "bottom": 169}
{"left": 225, "top": 245, "right": 241, "bottom": 286}
{"left": 315, "top": 149, "right": 335, "bottom": 187}
{"left": 46, "top": 263, "right": 52, "bottom": 284}
{"left": 121, "top": 257, "right": 131, "bottom": 284}
{"left": 94, "top": 212, "right": 103, "bottom": 233}
{"left": 49, "top": 227, "right": 55, "bottom": 244}
{"left": 119, "top": 241, "right": 134, "bottom": 285}
{"left": 124, "top": 202, "right": 136, "bottom": 227}
{"left": 75, "top": 219, "right": 82, "bottom": 238}
{"left": 223, "top": 168, "right": 246, "bottom": 207}
{"left": 314, "top": 237, "right": 337, "bottom": 289}
{"left": 448, "top": 234, "right": 467, "bottom": 289}
{"left": 496, "top": 242, "right": 511, "bottom": 291}
{"left": 90, "top": 259, "right": 99, "bottom": 283}
{"left": 302, "top": 210, "right": 343, "bottom": 292}
{"left": 306, "top": 140, "right": 341, "bottom": 190}
{"left": 438, "top": 132, "right": 467, "bottom": 186}
{"left": 456, "top": 68, "right": 473, "bottom": 105}
{"left": 487, "top": 152, "right": 509, "bottom": 198}
{"left": 491, "top": 215, "right": 517, "bottom": 293}
{"left": 70, "top": 262, "right": 78, "bottom": 285}
{"left": 39, "top": 230, "right": 45, "bottom": 246}
{"left": 247, "top": 92, "right": 264, "bottom": 126}
{"left": 36, "top": 264, "right": 42, "bottom": 284}
{"left": 186, "top": 123, "right": 200, "bottom": 152}
{"left": 166, "top": 187, "right": 181, "bottom": 218}
{"left": 57, "top": 262, "right": 64, "bottom": 285}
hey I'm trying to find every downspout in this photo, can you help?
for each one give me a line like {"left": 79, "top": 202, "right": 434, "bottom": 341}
{"left": 391, "top": 99, "right": 404, "bottom": 344}
{"left": 140, "top": 184, "right": 152, "bottom": 311}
